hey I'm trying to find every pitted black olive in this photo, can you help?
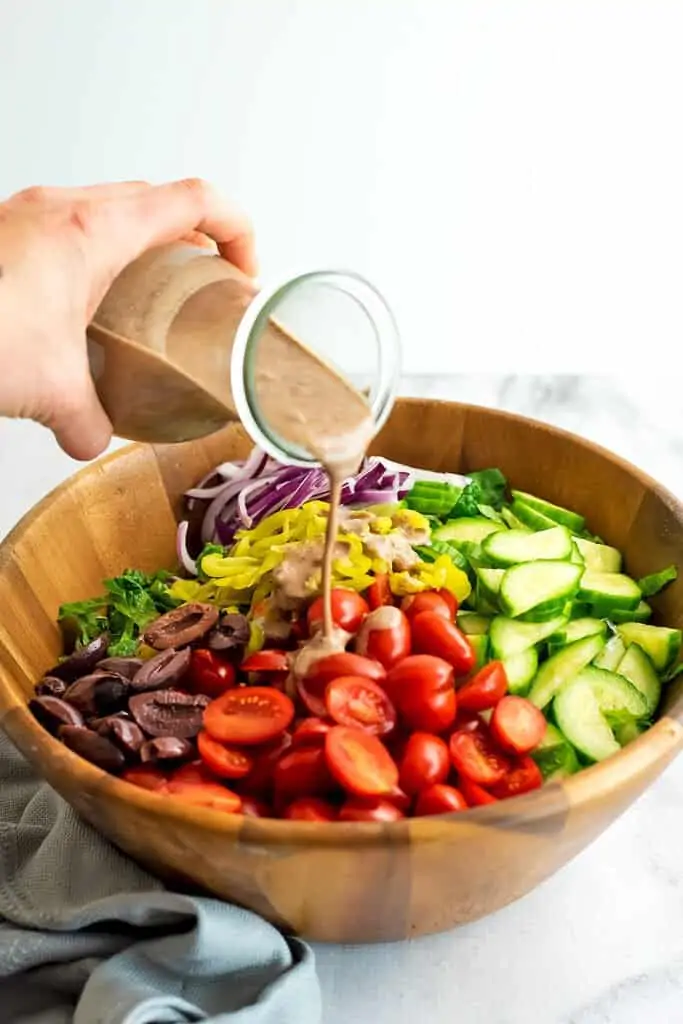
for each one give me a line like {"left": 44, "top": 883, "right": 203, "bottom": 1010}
{"left": 64, "top": 672, "right": 129, "bottom": 716}
{"left": 143, "top": 603, "right": 219, "bottom": 650}
{"left": 207, "top": 613, "right": 250, "bottom": 654}
{"left": 131, "top": 647, "right": 191, "bottom": 692}
{"left": 129, "top": 688, "right": 209, "bottom": 738}
{"left": 96, "top": 656, "right": 144, "bottom": 680}
{"left": 35, "top": 676, "right": 68, "bottom": 698}
{"left": 94, "top": 715, "right": 145, "bottom": 757}
{"left": 29, "top": 696, "right": 85, "bottom": 733}
{"left": 46, "top": 634, "right": 110, "bottom": 682}
{"left": 58, "top": 725, "right": 125, "bottom": 773}
{"left": 140, "top": 736, "right": 194, "bottom": 764}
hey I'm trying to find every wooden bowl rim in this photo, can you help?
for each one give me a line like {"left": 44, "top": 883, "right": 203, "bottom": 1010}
{"left": 2, "top": 396, "right": 683, "bottom": 846}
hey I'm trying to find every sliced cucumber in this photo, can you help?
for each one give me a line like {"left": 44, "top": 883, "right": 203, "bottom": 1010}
{"left": 616, "top": 643, "right": 661, "bottom": 716}
{"left": 605, "top": 600, "right": 652, "bottom": 624}
{"left": 475, "top": 567, "right": 505, "bottom": 601}
{"left": 578, "top": 572, "right": 642, "bottom": 612}
{"left": 510, "top": 500, "right": 559, "bottom": 532}
{"left": 510, "top": 490, "right": 585, "bottom": 533}
{"left": 570, "top": 542, "right": 586, "bottom": 567}
{"left": 468, "top": 634, "right": 489, "bottom": 671}
{"left": 502, "top": 647, "right": 539, "bottom": 695}
{"left": 433, "top": 517, "right": 506, "bottom": 547}
{"left": 614, "top": 719, "right": 649, "bottom": 746}
{"left": 528, "top": 632, "right": 606, "bottom": 709}
{"left": 456, "top": 612, "right": 491, "bottom": 636}
{"left": 615, "top": 622, "right": 682, "bottom": 671}
{"left": 553, "top": 667, "right": 648, "bottom": 762}
{"left": 573, "top": 537, "right": 622, "bottom": 573}
{"left": 531, "top": 722, "right": 580, "bottom": 779}
{"left": 501, "top": 507, "right": 531, "bottom": 532}
{"left": 489, "top": 614, "right": 568, "bottom": 658}
{"left": 473, "top": 592, "right": 499, "bottom": 616}
{"left": 593, "top": 633, "right": 627, "bottom": 672}
{"left": 499, "top": 561, "right": 582, "bottom": 619}
{"left": 482, "top": 525, "right": 573, "bottom": 568}
{"left": 552, "top": 617, "right": 607, "bottom": 647}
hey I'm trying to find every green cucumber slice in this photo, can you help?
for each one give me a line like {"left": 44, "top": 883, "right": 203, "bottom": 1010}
{"left": 593, "top": 634, "right": 627, "bottom": 672}
{"left": 499, "top": 561, "right": 583, "bottom": 619}
{"left": 552, "top": 617, "right": 607, "bottom": 646}
{"left": 614, "top": 719, "right": 649, "bottom": 746}
{"left": 553, "top": 667, "right": 648, "bottom": 762}
{"left": 578, "top": 572, "right": 642, "bottom": 612}
{"left": 528, "top": 632, "right": 606, "bottom": 709}
{"left": 615, "top": 622, "right": 682, "bottom": 671}
{"left": 501, "top": 507, "right": 532, "bottom": 531}
{"left": 468, "top": 634, "right": 489, "bottom": 671}
{"left": 604, "top": 601, "right": 652, "bottom": 624}
{"left": 475, "top": 567, "right": 505, "bottom": 600}
{"left": 573, "top": 537, "right": 622, "bottom": 573}
{"left": 433, "top": 517, "right": 506, "bottom": 547}
{"left": 489, "top": 614, "right": 568, "bottom": 658}
{"left": 502, "top": 647, "right": 539, "bottom": 695}
{"left": 482, "top": 526, "right": 573, "bottom": 567}
{"left": 615, "top": 643, "right": 661, "bottom": 716}
{"left": 456, "top": 612, "right": 491, "bottom": 636}
{"left": 510, "top": 500, "right": 559, "bottom": 532}
{"left": 510, "top": 490, "right": 585, "bottom": 533}
{"left": 570, "top": 542, "right": 586, "bottom": 567}
{"left": 531, "top": 722, "right": 580, "bottom": 779}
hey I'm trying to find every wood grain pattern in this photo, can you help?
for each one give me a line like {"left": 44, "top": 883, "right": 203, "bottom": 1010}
{"left": 0, "top": 398, "right": 682, "bottom": 943}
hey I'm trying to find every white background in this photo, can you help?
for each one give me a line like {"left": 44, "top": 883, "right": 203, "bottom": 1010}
{"left": 1, "top": 0, "right": 682, "bottom": 375}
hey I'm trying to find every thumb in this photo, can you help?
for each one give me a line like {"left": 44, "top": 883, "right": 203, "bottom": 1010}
{"left": 49, "top": 370, "right": 113, "bottom": 461}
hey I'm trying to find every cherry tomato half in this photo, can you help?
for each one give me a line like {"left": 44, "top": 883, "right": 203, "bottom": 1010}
{"left": 121, "top": 764, "right": 168, "bottom": 793}
{"left": 298, "top": 652, "right": 386, "bottom": 717}
{"left": 401, "top": 590, "right": 452, "bottom": 622}
{"left": 457, "top": 661, "right": 509, "bottom": 712}
{"left": 284, "top": 796, "right": 337, "bottom": 821}
{"left": 449, "top": 727, "right": 510, "bottom": 786}
{"left": 489, "top": 755, "right": 543, "bottom": 799}
{"left": 325, "top": 676, "right": 396, "bottom": 736}
{"left": 239, "top": 733, "right": 292, "bottom": 795}
{"left": 355, "top": 606, "right": 411, "bottom": 670}
{"left": 239, "top": 795, "right": 272, "bottom": 818}
{"left": 411, "top": 611, "right": 475, "bottom": 676}
{"left": 197, "top": 730, "right": 254, "bottom": 779}
{"left": 325, "top": 725, "right": 399, "bottom": 797}
{"left": 458, "top": 776, "right": 498, "bottom": 806}
{"left": 415, "top": 783, "right": 468, "bottom": 816}
{"left": 398, "top": 732, "right": 450, "bottom": 796}
{"left": 367, "top": 574, "right": 393, "bottom": 610}
{"left": 307, "top": 589, "right": 369, "bottom": 635}
{"left": 170, "top": 761, "right": 218, "bottom": 785}
{"left": 240, "top": 650, "right": 290, "bottom": 673}
{"left": 204, "top": 686, "right": 295, "bottom": 746}
{"left": 291, "top": 717, "right": 333, "bottom": 748}
{"left": 188, "top": 649, "right": 236, "bottom": 699}
{"left": 386, "top": 655, "right": 457, "bottom": 734}
{"left": 338, "top": 797, "right": 405, "bottom": 822}
{"left": 165, "top": 778, "right": 242, "bottom": 814}
{"left": 490, "top": 696, "right": 547, "bottom": 755}
{"left": 273, "top": 745, "right": 335, "bottom": 801}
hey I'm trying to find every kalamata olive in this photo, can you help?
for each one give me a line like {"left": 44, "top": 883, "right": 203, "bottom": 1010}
{"left": 207, "top": 613, "right": 250, "bottom": 654}
{"left": 46, "top": 634, "right": 110, "bottom": 682}
{"left": 29, "top": 696, "right": 84, "bottom": 733}
{"left": 88, "top": 710, "right": 130, "bottom": 730}
{"left": 140, "top": 736, "right": 194, "bottom": 764}
{"left": 58, "top": 725, "right": 126, "bottom": 773}
{"left": 35, "top": 676, "right": 68, "bottom": 698}
{"left": 131, "top": 648, "right": 191, "bottom": 692}
{"left": 143, "top": 603, "right": 219, "bottom": 650}
{"left": 96, "top": 656, "right": 144, "bottom": 680}
{"left": 95, "top": 716, "right": 145, "bottom": 757}
{"left": 129, "top": 689, "right": 210, "bottom": 738}
{"left": 64, "top": 672, "right": 130, "bottom": 716}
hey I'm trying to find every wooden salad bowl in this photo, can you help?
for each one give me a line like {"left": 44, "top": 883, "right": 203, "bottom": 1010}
{"left": 0, "top": 398, "right": 682, "bottom": 943}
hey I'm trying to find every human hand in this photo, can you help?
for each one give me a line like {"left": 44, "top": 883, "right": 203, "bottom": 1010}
{"left": 0, "top": 179, "right": 257, "bottom": 459}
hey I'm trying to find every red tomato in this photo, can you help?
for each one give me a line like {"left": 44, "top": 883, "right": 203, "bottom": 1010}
{"left": 325, "top": 675, "right": 396, "bottom": 736}
{"left": 457, "top": 661, "right": 509, "bottom": 712}
{"left": 291, "top": 717, "right": 333, "bottom": 748}
{"left": 338, "top": 797, "right": 405, "bottom": 822}
{"left": 458, "top": 776, "right": 499, "bottom": 806}
{"left": 367, "top": 574, "right": 393, "bottom": 610}
{"left": 203, "top": 686, "right": 295, "bottom": 746}
{"left": 240, "top": 650, "right": 290, "bottom": 673}
{"left": 401, "top": 590, "right": 452, "bottom": 622}
{"left": 239, "top": 795, "right": 272, "bottom": 818}
{"left": 284, "top": 796, "right": 338, "bottom": 821}
{"left": 325, "top": 725, "right": 399, "bottom": 797}
{"left": 307, "top": 589, "right": 369, "bottom": 635}
{"left": 385, "top": 655, "right": 457, "bottom": 734}
{"left": 166, "top": 778, "right": 242, "bottom": 814}
{"left": 239, "top": 733, "right": 292, "bottom": 795}
{"left": 411, "top": 612, "right": 475, "bottom": 676}
{"left": 489, "top": 755, "right": 543, "bottom": 799}
{"left": 453, "top": 708, "right": 487, "bottom": 733}
{"left": 435, "top": 589, "right": 458, "bottom": 617}
{"left": 121, "top": 764, "right": 168, "bottom": 793}
{"left": 401, "top": 686, "right": 457, "bottom": 734}
{"left": 415, "top": 783, "right": 468, "bottom": 815}
{"left": 490, "top": 696, "right": 547, "bottom": 755}
{"left": 188, "top": 650, "right": 236, "bottom": 699}
{"left": 273, "top": 745, "right": 335, "bottom": 801}
{"left": 354, "top": 606, "right": 411, "bottom": 669}
{"left": 398, "top": 732, "right": 450, "bottom": 795}
{"left": 170, "top": 761, "right": 220, "bottom": 785}
{"left": 298, "top": 652, "right": 386, "bottom": 717}
{"left": 197, "top": 730, "right": 254, "bottom": 779}
{"left": 449, "top": 727, "right": 510, "bottom": 786}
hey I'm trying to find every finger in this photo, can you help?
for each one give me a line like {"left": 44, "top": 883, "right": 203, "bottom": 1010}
{"left": 48, "top": 370, "right": 113, "bottom": 461}
{"left": 7, "top": 181, "right": 150, "bottom": 207}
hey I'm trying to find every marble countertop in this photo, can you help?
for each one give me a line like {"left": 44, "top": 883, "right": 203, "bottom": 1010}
{"left": 1, "top": 373, "right": 682, "bottom": 1024}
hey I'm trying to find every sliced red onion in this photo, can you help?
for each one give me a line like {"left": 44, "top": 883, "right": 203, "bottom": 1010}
{"left": 176, "top": 521, "right": 197, "bottom": 575}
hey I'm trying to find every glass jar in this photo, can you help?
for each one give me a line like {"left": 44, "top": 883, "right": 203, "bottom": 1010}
{"left": 88, "top": 243, "right": 401, "bottom": 464}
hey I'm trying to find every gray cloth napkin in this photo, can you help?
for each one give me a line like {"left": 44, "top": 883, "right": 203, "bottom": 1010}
{"left": 0, "top": 731, "right": 321, "bottom": 1024}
